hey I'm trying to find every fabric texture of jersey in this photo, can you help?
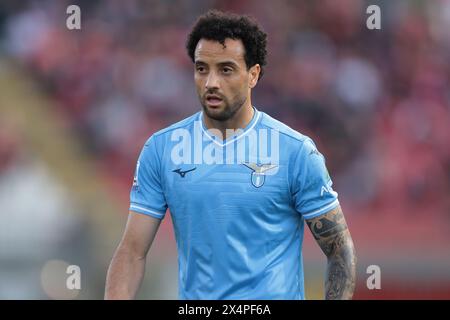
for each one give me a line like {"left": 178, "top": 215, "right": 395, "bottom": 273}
{"left": 129, "top": 107, "right": 339, "bottom": 300}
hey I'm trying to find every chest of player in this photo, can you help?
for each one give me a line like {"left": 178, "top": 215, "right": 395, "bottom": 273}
{"left": 162, "top": 162, "right": 291, "bottom": 212}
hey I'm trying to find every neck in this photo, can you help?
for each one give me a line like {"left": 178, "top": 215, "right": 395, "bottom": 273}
{"left": 203, "top": 99, "right": 254, "bottom": 140}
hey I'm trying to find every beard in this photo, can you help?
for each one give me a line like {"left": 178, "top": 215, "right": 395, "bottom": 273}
{"left": 200, "top": 92, "right": 247, "bottom": 122}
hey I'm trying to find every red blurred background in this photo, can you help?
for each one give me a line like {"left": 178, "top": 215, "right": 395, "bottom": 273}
{"left": 0, "top": 0, "right": 449, "bottom": 299}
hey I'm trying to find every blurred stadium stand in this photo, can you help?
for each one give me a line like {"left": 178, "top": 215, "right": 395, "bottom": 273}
{"left": 0, "top": 0, "right": 449, "bottom": 299}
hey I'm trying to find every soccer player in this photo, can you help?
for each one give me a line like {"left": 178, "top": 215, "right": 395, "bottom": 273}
{"left": 105, "top": 10, "right": 356, "bottom": 300}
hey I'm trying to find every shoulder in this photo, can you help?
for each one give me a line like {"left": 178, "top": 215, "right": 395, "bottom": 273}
{"left": 144, "top": 112, "right": 200, "bottom": 146}
{"left": 138, "top": 112, "right": 200, "bottom": 164}
{"left": 151, "top": 112, "right": 200, "bottom": 138}
{"left": 258, "top": 111, "right": 316, "bottom": 150}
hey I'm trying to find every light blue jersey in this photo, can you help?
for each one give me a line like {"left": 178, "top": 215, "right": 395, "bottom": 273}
{"left": 129, "top": 107, "right": 339, "bottom": 300}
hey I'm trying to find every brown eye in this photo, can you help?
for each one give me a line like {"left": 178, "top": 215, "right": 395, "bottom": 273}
{"left": 196, "top": 66, "right": 206, "bottom": 73}
{"left": 222, "top": 67, "right": 232, "bottom": 74}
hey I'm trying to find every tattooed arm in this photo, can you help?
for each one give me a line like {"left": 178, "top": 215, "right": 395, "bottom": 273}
{"left": 305, "top": 205, "right": 357, "bottom": 300}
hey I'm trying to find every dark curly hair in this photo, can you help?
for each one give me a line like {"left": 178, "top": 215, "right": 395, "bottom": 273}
{"left": 186, "top": 10, "right": 268, "bottom": 79}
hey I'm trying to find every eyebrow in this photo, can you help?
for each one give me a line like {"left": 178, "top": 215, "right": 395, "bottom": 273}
{"left": 218, "top": 61, "right": 239, "bottom": 68}
{"left": 195, "top": 60, "right": 240, "bottom": 68}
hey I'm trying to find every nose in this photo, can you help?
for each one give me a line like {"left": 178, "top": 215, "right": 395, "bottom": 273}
{"left": 205, "top": 71, "right": 220, "bottom": 90}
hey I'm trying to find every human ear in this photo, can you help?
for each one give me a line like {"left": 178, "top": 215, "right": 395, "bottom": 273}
{"left": 248, "top": 64, "right": 261, "bottom": 88}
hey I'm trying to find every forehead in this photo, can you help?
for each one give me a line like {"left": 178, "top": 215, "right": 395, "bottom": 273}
{"left": 194, "top": 38, "right": 246, "bottom": 64}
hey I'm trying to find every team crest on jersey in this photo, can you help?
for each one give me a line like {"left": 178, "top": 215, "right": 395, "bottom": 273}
{"left": 242, "top": 162, "right": 278, "bottom": 188}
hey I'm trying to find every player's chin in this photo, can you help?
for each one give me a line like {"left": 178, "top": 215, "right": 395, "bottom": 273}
{"left": 204, "top": 99, "right": 224, "bottom": 110}
{"left": 203, "top": 103, "right": 228, "bottom": 119}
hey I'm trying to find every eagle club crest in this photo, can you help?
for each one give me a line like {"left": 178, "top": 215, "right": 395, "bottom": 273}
{"left": 242, "top": 162, "right": 278, "bottom": 188}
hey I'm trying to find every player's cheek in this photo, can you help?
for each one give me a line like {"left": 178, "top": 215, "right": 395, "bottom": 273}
{"left": 194, "top": 74, "right": 204, "bottom": 89}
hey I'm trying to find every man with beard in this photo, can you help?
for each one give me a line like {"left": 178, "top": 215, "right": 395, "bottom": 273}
{"left": 105, "top": 10, "right": 356, "bottom": 300}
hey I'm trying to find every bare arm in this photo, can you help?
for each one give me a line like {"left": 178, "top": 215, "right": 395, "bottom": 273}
{"left": 306, "top": 205, "right": 357, "bottom": 300}
{"left": 105, "top": 211, "right": 162, "bottom": 299}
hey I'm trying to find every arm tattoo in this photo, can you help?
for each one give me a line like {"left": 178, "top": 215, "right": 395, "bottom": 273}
{"left": 306, "top": 206, "right": 357, "bottom": 300}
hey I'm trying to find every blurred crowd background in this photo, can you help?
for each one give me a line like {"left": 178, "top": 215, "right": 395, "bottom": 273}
{"left": 0, "top": 0, "right": 449, "bottom": 299}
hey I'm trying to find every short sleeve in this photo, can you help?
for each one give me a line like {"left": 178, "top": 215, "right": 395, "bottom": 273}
{"left": 129, "top": 135, "right": 168, "bottom": 219}
{"left": 291, "top": 138, "right": 339, "bottom": 220}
